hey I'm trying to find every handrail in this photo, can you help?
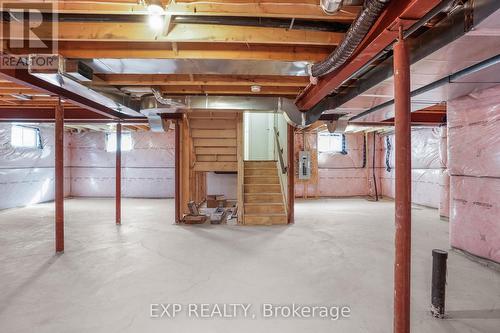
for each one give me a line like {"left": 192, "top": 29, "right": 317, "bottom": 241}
{"left": 273, "top": 127, "right": 288, "bottom": 174}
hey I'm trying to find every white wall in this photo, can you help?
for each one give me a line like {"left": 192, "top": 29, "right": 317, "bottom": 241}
{"left": 244, "top": 112, "right": 274, "bottom": 160}
{"left": 206, "top": 172, "right": 237, "bottom": 199}
{"left": 0, "top": 123, "right": 71, "bottom": 210}
{"left": 69, "top": 131, "right": 175, "bottom": 198}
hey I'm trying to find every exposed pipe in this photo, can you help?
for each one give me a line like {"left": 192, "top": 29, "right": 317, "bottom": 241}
{"left": 372, "top": 131, "right": 378, "bottom": 201}
{"left": 393, "top": 26, "right": 411, "bottom": 333}
{"left": 310, "top": 0, "right": 466, "bottom": 116}
{"left": 311, "top": 0, "right": 391, "bottom": 78}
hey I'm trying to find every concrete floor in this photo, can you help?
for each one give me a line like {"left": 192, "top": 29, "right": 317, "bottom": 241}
{"left": 0, "top": 198, "right": 499, "bottom": 333}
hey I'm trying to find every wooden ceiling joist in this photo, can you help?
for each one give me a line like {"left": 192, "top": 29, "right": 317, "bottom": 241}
{"left": 94, "top": 74, "right": 309, "bottom": 87}
{"left": 15, "top": 1, "right": 360, "bottom": 21}
{"left": 4, "top": 22, "right": 345, "bottom": 46}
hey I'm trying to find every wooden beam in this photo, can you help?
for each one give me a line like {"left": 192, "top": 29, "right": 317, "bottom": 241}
{"left": 94, "top": 74, "right": 309, "bottom": 87}
{"left": 193, "top": 162, "right": 237, "bottom": 172}
{"left": 158, "top": 85, "right": 301, "bottom": 95}
{"left": 8, "top": 41, "right": 332, "bottom": 62}
{"left": 5, "top": 22, "right": 344, "bottom": 46}
{"left": 18, "top": 1, "right": 360, "bottom": 21}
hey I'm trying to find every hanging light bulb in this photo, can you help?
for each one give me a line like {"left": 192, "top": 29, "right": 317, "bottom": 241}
{"left": 146, "top": 0, "right": 165, "bottom": 31}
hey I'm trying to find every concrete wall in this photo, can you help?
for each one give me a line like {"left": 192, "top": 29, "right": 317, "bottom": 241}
{"left": 447, "top": 85, "right": 500, "bottom": 263}
{"left": 0, "top": 124, "right": 71, "bottom": 210}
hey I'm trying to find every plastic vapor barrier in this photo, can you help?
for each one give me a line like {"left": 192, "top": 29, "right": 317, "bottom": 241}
{"left": 379, "top": 127, "right": 446, "bottom": 209}
{"left": 0, "top": 124, "right": 71, "bottom": 210}
{"left": 69, "top": 131, "right": 175, "bottom": 198}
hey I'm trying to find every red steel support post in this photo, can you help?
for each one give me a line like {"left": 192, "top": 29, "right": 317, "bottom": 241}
{"left": 174, "top": 120, "right": 181, "bottom": 223}
{"left": 287, "top": 125, "right": 295, "bottom": 224}
{"left": 393, "top": 27, "right": 412, "bottom": 333}
{"left": 116, "top": 123, "right": 122, "bottom": 225}
{"left": 55, "top": 103, "right": 64, "bottom": 252}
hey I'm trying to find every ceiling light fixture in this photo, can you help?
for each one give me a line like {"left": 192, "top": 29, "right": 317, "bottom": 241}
{"left": 251, "top": 85, "right": 261, "bottom": 93}
{"left": 10, "top": 93, "right": 32, "bottom": 101}
{"left": 146, "top": 0, "right": 165, "bottom": 31}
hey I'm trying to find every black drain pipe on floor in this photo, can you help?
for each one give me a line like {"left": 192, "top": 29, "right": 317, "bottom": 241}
{"left": 431, "top": 249, "right": 448, "bottom": 318}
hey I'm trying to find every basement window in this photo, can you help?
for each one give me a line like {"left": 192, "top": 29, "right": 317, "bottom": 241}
{"left": 317, "top": 132, "right": 347, "bottom": 154}
{"left": 106, "top": 132, "right": 133, "bottom": 152}
{"left": 11, "top": 125, "right": 42, "bottom": 149}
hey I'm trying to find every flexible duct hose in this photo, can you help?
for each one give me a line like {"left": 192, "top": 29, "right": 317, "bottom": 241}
{"left": 311, "top": 0, "right": 391, "bottom": 78}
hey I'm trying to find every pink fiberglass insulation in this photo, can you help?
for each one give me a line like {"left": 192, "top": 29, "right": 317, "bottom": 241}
{"left": 294, "top": 132, "right": 374, "bottom": 197}
{"left": 448, "top": 84, "right": 500, "bottom": 263}
{"left": 69, "top": 131, "right": 175, "bottom": 198}
{"left": 448, "top": 86, "right": 500, "bottom": 178}
{"left": 379, "top": 127, "right": 446, "bottom": 208}
{"left": 450, "top": 176, "right": 500, "bottom": 262}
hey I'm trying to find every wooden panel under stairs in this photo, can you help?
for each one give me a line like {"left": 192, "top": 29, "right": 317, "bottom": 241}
{"left": 243, "top": 160, "right": 287, "bottom": 225}
{"left": 189, "top": 112, "right": 238, "bottom": 172}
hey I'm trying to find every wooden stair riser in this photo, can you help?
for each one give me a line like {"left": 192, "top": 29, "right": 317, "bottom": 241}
{"left": 244, "top": 176, "right": 280, "bottom": 184}
{"left": 245, "top": 205, "right": 285, "bottom": 214}
{"left": 244, "top": 161, "right": 276, "bottom": 168}
{"left": 244, "top": 168, "right": 278, "bottom": 176}
{"left": 244, "top": 184, "right": 281, "bottom": 193}
{"left": 244, "top": 215, "right": 287, "bottom": 225}
{"left": 245, "top": 193, "right": 283, "bottom": 203}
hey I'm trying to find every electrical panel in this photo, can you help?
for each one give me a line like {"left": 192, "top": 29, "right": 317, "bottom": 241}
{"left": 298, "top": 151, "right": 311, "bottom": 180}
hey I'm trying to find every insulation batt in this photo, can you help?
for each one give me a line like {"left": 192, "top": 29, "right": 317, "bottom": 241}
{"left": 448, "top": 84, "right": 500, "bottom": 263}
{"left": 380, "top": 127, "right": 446, "bottom": 209}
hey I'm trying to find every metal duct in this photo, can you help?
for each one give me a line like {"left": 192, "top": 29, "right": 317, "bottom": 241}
{"left": 321, "top": 0, "right": 364, "bottom": 14}
{"left": 28, "top": 55, "right": 142, "bottom": 117}
{"left": 140, "top": 95, "right": 319, "bottom": 129}
{"left": 311, "top": 0, "right": 391, "bottom": 78}
{"left": 83, "top": 59, "right": 309, "bottom": 76}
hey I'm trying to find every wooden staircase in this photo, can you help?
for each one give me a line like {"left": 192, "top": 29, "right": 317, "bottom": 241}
{"left": 243, "top": 161, "right": 287, "bottom": 225}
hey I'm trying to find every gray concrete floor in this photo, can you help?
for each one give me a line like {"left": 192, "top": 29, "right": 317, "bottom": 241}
{"left": 0, "top": 198, "right": 499, "bottom": 333}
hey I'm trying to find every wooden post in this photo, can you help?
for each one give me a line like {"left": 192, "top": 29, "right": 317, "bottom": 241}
{"left": 55, "top": 102, "right": 64, "bottom": 252}
{"left": 116, "top": 123, "right": 122, "bottom": 225}
{"left": 393, "top": 26, "right": 412, "bottom": 333}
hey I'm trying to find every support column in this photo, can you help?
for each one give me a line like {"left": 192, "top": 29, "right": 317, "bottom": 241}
{"left": 116, "top": 123, "right": 122, "bottom": 225}
{"left": 393, "top": 27, "right": 412, "bottom": 333}
{"left": 174, "top": 120, "right": 181, "bottom": 223}
{"left": 287, "top": 124, "right": 295, "bottom": 224}
{"left": 55, "top": 102, "right": 64, "bottom": 253}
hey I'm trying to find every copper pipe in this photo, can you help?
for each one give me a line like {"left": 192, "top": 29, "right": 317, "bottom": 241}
{"left": 55, "top": 102, "right": 64, "bottom": 253}
{"left": 116, "top": 123, "right": 122, "bottom": 225}
{"left": 393, "top": 26, "right": 412, "bottom": 333}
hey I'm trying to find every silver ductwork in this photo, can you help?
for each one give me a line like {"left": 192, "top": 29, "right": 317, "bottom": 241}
{"left": 140, "top": 94, "right": 320, "bottom": 129}
{"left": 320, "top": 0, "right": 364, "bottom": 14}
{"left": 83, "top": 59, "right": 310, "bottom": 77}
{"left": 28, "top": 55, "right": 142, "bottom": 117}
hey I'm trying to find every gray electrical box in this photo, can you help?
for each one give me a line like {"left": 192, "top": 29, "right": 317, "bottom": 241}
{"left": 298, "top": 151, "right": 311, "bottom": 180}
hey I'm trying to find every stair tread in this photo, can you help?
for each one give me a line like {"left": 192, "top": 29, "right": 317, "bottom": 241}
{"left": 245, "top": 213, "right": 286, "bottom": 216}
{"left": 245, "top": 202, "right": 283, "bottom": 206}
{"left": 245, "top": 192, "right": 281, "bottom": 195}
